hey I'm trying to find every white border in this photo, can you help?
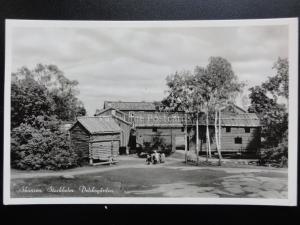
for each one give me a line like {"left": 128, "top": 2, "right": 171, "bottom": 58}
{"left": 3, "top": 18, "right": 298, "bottom": 206}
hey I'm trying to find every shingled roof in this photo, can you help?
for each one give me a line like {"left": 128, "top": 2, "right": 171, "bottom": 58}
{"left": 218, "top": 113, "right": 260, "bottom": 127}
{"left": 104, "top": 101, "right": 156, "bottom": 111}
{"left": 70, "top": 116, "right": 121, "bottom": 134}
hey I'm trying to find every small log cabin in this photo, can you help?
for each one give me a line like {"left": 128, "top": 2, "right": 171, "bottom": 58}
{"left": 69, "top": 116, "right": 121, "bottom": 165}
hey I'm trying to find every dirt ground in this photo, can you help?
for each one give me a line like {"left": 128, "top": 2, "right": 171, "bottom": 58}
{"left": 10, "top": 152, "right": 288, "bottom": 198}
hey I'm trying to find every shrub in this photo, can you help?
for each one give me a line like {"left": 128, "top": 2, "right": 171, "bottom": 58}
{"left": 258, "top": 136, "right": 288, "bottom": 167}
{"left": 11, "top": 118, "right": 78, "bottom": 170}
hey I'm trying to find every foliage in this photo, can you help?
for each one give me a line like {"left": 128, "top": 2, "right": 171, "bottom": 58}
{"left": 258, "top": 131, "right": 288, "bottom": 167}
{"left": 248, "top": 58, "right": 288, "bottom": 165}
{"left": 11, "top": 116, "right": 78, "bottom": 170}
{"left": 11, "top": 64, "right": 86, "bottom": 170}
{"left": 12, "top": 64, "right": 86, "bottom": 123}
{"left": 248, "top": 58, "right": 288, "bottom": 147}
{"left": 162, "top": 57, "right": 244, "bottom": 165}
{"left": 11, "top": 77, "right": 55, "bottom": 128}
{"left": 162, "top": 70, "right": 202, "bottom": 113}
{"left": 197, "top": 57, "right": 244, "bottom": 163}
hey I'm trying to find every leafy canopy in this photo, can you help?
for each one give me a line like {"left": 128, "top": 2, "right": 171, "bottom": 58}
{"left": 248, "top": 58, "right": 288, "bottom": 147}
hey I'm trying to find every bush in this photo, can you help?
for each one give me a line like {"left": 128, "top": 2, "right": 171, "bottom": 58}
{"left": 258, "top": 138, "right": 288, "bottom": 167}
{"left": 11, "top": 118, "right": 78, "bottom": 170}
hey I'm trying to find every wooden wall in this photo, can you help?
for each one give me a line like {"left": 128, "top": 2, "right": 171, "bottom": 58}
{"left": 188, "top": 126, "right": 260, "bottom": 153}
{"left": 113, "top": 118, "right": 131, "bottom": 149}
{"left": 70, "top": 123, "right": 121, "bottom": 164}
{"left": 69, "top": 123, "right": 90, "bottom": 162}
{"left": 89, "top": 133, "right": 120, "bottom": 161}
{"left": 90, "top": 140, "right": 119, "bottom": 160}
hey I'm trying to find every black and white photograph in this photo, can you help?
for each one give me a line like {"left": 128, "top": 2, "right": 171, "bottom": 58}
{"left": 3, "top": 18, "right": 298, "bottom": 205}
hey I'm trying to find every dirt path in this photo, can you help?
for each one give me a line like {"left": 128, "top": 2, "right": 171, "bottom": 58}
{"left": 11, "top": 155, "right": 287, "bottom": 179}
{"left": 11, "top": 156, "right": 180, "bottom": 179}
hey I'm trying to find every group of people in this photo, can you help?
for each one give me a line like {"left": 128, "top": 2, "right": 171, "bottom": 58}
{"left": 146, "top": 150, "right": 166, "bottom": 165}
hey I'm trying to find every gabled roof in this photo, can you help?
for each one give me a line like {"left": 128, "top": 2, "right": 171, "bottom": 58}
{"left": 195, "top": 113, "right": 260, "bottom": 127}
{"left": 70, "top": 116, "right": 121, "bottom": 134}
{"left": 222, "top": 104, "right": 247, "bottom": 114}
{"left": 218, "top": 113, "right": 260, "bottom": 127}
{"left": 104, "top": 101, "right": 156, "bottom": 111}
{"left": 95, "top": 107, "right": 126, "bottom": 116}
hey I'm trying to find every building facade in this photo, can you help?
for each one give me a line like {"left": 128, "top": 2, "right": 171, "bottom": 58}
{"left": 95, "top": 101, "right": 261, "bottom": 155}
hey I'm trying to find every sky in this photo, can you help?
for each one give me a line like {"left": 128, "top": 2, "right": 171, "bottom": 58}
{"left": 10, "top": 24, "right": 289, "bottom": 115}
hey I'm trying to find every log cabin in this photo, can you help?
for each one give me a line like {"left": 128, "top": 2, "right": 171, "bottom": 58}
{"left": 69, "top": 116, "right": 121, "bottom": 165}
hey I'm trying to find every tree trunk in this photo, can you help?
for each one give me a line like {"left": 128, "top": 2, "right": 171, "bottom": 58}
{"left": 215, "top": 109, "right": 222, "bottom": 166}
{"left": 206, "top": 107, "right": 212, "bottom": 158}
{"left": 185, "top": 113, "right": 188, "bottom": 164}
{"left": 196, "top": 112, "right": 199, "bottom": 165}
{"left": 214, "top": 110, "right": 219, "bottom": 149}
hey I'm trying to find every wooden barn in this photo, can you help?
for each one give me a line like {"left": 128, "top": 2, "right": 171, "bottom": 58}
{"left": 69, "top": 116, "right": 121, "bottom": 165}
{"left": 95, "top": 101, "right": 261, "bottom": 155}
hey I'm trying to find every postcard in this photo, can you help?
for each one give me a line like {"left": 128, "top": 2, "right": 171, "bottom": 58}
{"left": 3, "top": 18, "right": 298, "bottom": 205}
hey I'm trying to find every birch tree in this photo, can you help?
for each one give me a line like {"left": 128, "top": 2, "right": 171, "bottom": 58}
{"left": 162, "top": 70, "right": 205, "bottom": 164}
{"left": 203, "top": 57, "right": 244, "bottom": 165}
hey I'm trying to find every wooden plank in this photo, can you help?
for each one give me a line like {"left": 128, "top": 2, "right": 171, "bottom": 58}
{"left": 92, "top": 160, "right": 119, "bottom": 166}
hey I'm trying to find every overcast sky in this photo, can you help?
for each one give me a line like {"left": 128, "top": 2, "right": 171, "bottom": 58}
{"left": 11, "top": 24, "right": 288, "bottom": 115}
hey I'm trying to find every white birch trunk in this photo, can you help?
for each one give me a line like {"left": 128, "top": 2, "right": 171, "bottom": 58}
{"left": 185, "top": 113, "right": 188, "bottom": 164}
{"left": 196, "top": 112, "right": 199, "bottom": 165}
{"left": 216, "top": 109, "right": 222, "bottom": 165}
{"left": 218, "top": 109, "right": 222, "bottom": 152}
{"left": 207, "top": 113, "right": 212, "bottom": 158}
{"left": 205, "top": 109, "right": 209, "bottom": 161}
{"left": 214, "top": 110, "right": 219, "bottom": 149}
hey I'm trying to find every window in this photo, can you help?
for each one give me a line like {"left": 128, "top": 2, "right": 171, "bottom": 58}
{"left": 152, "top": 127, "right": 157, "bottom": 132}
{"left": 245, "top": 127, "right": 251, "bottom": 133}
{"left": 234, "top": 137, "right": 242, "bottom": 144}
{"left": 226, "top": 127, "right": 231, "bottom": 133}
{"left": 181, "top": 127, "right": 184, "bottom": 132}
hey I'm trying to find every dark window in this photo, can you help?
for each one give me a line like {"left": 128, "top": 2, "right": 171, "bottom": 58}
{"left": 181, "top": 127, "right": 185, "bottom": 132}
{"left": 226, "top": 127, "right": 231, "bottom": 133}
{"left": 152, "top": 127, "right": 157, "bottom": 132}
{"left": 245, "top": 127, "right": 251, "bottom": 133}
{"left": 203, "top": 138, "right": 206, "bottom": 143}
{"left": 234, "top": 137, "right": 242, "bottom": 144}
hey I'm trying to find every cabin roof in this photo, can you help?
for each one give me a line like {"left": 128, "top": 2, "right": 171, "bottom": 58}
{"left": 210, "top": 113, "right": 261, "bottom": 127}
{"left": 104, "top": 101, "right": 156, "bottom": 111}
{"left": 70, "top": 116, "right": 121, "bottom": 134}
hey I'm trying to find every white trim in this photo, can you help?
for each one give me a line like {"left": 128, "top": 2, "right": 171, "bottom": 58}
{"left": 3, "top": 18, "right": 298, "bottom": 206}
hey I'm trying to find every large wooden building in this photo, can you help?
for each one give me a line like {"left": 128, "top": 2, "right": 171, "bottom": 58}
{"left": 95, "top": 101, "right": 261, "bottom": 154}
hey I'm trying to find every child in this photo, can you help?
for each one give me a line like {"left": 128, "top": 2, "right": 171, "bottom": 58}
{"left": 146, "top": 154, "right": 152, "bottom": 165}
{"left": 160, "top": 153, "right": 166, "bottom": 163}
